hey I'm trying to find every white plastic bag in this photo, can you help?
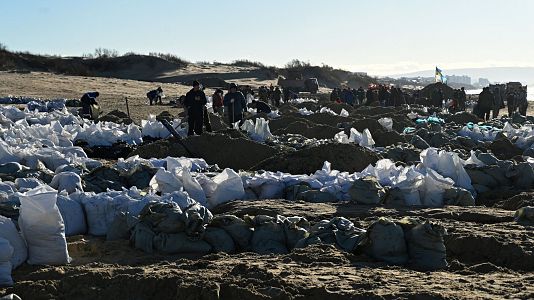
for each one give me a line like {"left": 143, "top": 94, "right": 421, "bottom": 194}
{"left": 0, "top": 237, "right": 13, "bottom": 286}
{"left": 0, "top": 216, "right": 27, "bottom": 269}
{"left": 18, "top": 186, "right": 70, "bottom": 265}
{"left": 50, "top": 172, "right": 83, "bottom": 194}
{"left": 208, "top": 168, "right": 245, "bottom": 208}
{"left": 378, "top": 117, "right": 393, "bottom": 131}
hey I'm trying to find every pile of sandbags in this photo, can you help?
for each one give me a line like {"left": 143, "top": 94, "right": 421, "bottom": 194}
{"left": 131, "top": 201, "right": 213, "bottom": 254}
{"left": 365, "top": 217, "right": 447, "bottom": 270}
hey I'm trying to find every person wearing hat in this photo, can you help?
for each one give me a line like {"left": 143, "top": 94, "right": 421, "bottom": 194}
{"left": 184, "top": 80, "right": 207, "bottom": 136}
{"left": 223, "top": 83, "right": 247, "bottom": 125}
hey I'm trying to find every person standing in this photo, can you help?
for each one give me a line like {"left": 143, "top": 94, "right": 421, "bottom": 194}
{"left": 507, "top": 92, "right": 516, "bottom": 116}
{"left": 458, "top": 87, "right": 467, "bottom": 111}
{"left": 356, "top": 87, "right": 365, "bottom": 105}
{"left": 477, "top": 87, "right": 494, "bottom": 121}
{"left": 184, "top": 81, "right": 207, "bottom": 136}
{"left": 492, "top": 87, "right": 503, "bottom": 119}
{"left": 273, "top": 87, "right": 282, "bottom": 107}
{"left": 212, "top": 89, "right": 224, "bottom": 115}
{"left": 224, "top": 83, "right": 247, "bottom": 125}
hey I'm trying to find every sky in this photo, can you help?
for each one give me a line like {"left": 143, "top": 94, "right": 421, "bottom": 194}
{"left": 1, "top": 0, "right": 533, "bottom": 75}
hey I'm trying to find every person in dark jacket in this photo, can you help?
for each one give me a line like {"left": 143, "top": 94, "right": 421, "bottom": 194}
{"left": 356, "top": 87, "right": 365, "bottom": 105}
{"left": 184, "top": 81, "right": 207, "bottom": 136}
{"left": 431, "top": 88, "right": 444, "bottom": 108}
{"left": 272, "top": 87, "right": 282, "bottom": 107}
{"left": 224, "top": 83, "right": 247, "bottom": 125}
{"left": 248, "top": 100, "right": 272, "bottom": 114}
{"left": 80, "top": 91, "right": 99, "bottom": 119}
{"left": 365, "top": 88, "right": 374, "bottom": 105}
{"left": 492, "top": 87, "right": 503, "bottom": 119}
{"left": 147, "top": 87, "right": 163, "bottom": 105}
{"left": 341, "top": 88, "right": 355, "bottom": 106}
{"left": 477, "top": 87, "right": 495, "bottom": 121}
{"left": 507, "top": 93, "right": 516, "bottom": 116}
{"left": 212, "top": 89, "right": 224, "bottom": 115}
{"left": 458, "top": 87, "right": 467, "bottom": 111}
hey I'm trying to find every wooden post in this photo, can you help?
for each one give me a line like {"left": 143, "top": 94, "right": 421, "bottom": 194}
{"left": 125, "top": 96, "right": 130, "bottom": 117}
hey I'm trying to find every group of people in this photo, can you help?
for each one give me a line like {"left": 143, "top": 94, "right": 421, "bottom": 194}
{"left": 331, "top": 85, "right": 409, "bottom": 107}
{"left": 257, "top": 85, "right": 283, "bottom": 107}
{"left": 476, "top": 87, "right": 528, "bottom": 121}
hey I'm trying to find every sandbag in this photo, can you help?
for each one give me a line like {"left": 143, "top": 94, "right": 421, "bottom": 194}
{"left": 349, "top": 176, "right": 386, "bottom": 205}
{"left": 515, "top": 206, "right": 534, "bottom": 225}
{"left": 259, "top": 181, "right": 285, "bottom": 199}
{"left": 295, "top": 217, "right": 365, "bottom": 252}
{"left": 0, "top": 238, "right": 13, "bottom": 286}
{"left": 366, "top": 218, "right": 408, "bottom": 265}
{"left": 378, "top": 117, "right": 393, "bottom": 131}
{"left": 210, "top": 215, "right": 253, "bottom": 250}
{"left": 208, "top": 168, "right": 245, "bottom": 208}
{"left": 246, "top": 215, "right": 288, "bottom": 254}
{"left": 130, "top": 222, "right": 155, "bottom": 253}
{"left": 56, "top": 194, "right": 87, "bottom": 236}
{"left": 284, "top": 184, "right": 311, "bottom": 201}
{"left": 138, "top": 202, "right": 185, "bottom": 234}
{"left": 283, "top": 216, "right": 310, "bottom": 249}
{"left": 149, "top": 168, "right": 183, "bottom": 194}
{"left": 180, "top": 168, "right": 207, "bottom": 207}
{"left": 0, "top": 216, "right": 27, "bottom": 269}
{"left": 203, "top": 227, "right": 235, "bottom": 253}
{"left": 106, "top": 212, "right": 131, "bottom": 241}
{"left": 443, "top": 187, "right": 475, "bottom": 206}
{"left": 183, "top": 203, "right": 213, "bottom": 238}
{"left": 404, "top": 220, "right": 447, "bottom": 270}
{"left": 297, "top": 190, "right": 337, "bottom": 203}
{"left": 153, "top": 232, "right": 211, "bottom": 254}
{"left": 50, "top": 172, "right": 83, "bottom": 194}
{"left": 14, "top": 178, "right": 42, "bottom": 192}
{"left": 18, "top": 186, "right": 70, "bottom": 265}
{"left": 82, "top": 193, "right": 135, "bottom": 236}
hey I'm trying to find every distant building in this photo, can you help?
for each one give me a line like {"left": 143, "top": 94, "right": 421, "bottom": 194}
{"left": 446, "top": 75, "right": 471, "bottom": 85}
{"left": 478, "top": 78, "right": 490, "bottom": 87}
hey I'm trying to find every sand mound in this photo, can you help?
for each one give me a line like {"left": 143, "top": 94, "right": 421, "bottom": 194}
{"left": 98, "top": 109, "right": 133, "bottom": 124}
{"left": 130, "top": 133, "right": 280, "bottom": 170}
{"left": 273, "top": 121, "right": 340, "bottom": 139}
{"left": 253, "top": 142, "right": 381, "bottom": 174}
{"left": 446, "top": 112, "right": 482, "bottom": 125}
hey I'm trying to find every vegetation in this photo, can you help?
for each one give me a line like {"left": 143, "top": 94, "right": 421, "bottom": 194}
{"left": 148, "top": 52, "right": 189, "bottom": 66}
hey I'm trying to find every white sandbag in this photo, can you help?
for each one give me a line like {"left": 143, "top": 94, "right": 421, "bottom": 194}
{"left": 180, "top": 168, "right": 207, "bottom": 206}
{"left": 340, "top": 109, "right": 349, "bottom": 117}
{"left": 360, "top": 129, "right": 375, "bottom": 147}
{"left": 0, "top": 238, "right": 13, "bottom": 286}
{"left": 378, "top": 117, "right": 393, "bottom": 131}
{"left": 0, "top": 182, "right": 15, "bottom": 194}
{"left": 259, "top": 181, "right": 285, "bottom": 199}
{"left": 420, "top": 169, "right": 454, "bottom": 207}
{"left": 81, "top": 193, "right": 135, "bottom": 236}
{"left": 334, "top": 131, "right": 350, "bottom": 144}
{"left": 56, "top": 194, "right": 87, "bottom": 236}
{"left": 0, "top": 141, "right": 19, "bottom": 165}
{"left": 18, "top": 186, "right": 70, "bottom": 265}
{"left": 14, "top": 178, "right": 43, "bottom": 192}
{"left": 160, "top": 191, "right": 196, "bottom": 211}
{"left": 149, "top": 168, "right": 183, "bottom": 194}
{"left": 0, "top": 216, "right": 27, "bottom": 269}
{"left": 50, "top": 172, "right": 83, "bottom": 194}
{"left": 208, "top": 168, "right": 244, "bottom": 208}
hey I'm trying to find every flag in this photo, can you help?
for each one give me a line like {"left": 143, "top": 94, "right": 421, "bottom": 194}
{"left": 435, "top": 67, "right": 444, "bottom": 83}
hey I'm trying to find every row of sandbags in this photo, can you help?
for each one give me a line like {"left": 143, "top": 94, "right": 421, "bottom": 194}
{"left": 129, "top": 202, "right": 448, "bottom": 271}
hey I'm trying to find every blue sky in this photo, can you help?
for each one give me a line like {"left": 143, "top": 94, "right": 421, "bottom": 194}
{"left": 1, "top": 0, "right": 533, "bottom": 75}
